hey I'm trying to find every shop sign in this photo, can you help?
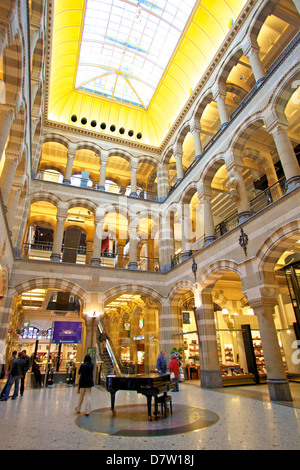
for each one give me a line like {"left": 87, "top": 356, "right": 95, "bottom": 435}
{"left": 52, "top": 321, "right": 82, "bottom": 344}
{"left": 133, "top": 335, "right": 144, "bottom": 341}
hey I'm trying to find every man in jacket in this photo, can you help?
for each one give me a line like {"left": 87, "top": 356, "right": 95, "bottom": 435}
{"left": 20, "top": 349, "right": 30, "bottom": 396}
{"left": 156, "top": 351, "right": 167, "bottom": 376}
{"left": 2, "top": 352, "right": 26, "bottom": 400}
{"left": 0, "top": 350, "right": 17, "bottom": 400}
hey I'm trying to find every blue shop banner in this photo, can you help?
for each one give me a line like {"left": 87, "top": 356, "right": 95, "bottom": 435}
{"left": 52, "top": 321, "right": 83, "bottom": 344}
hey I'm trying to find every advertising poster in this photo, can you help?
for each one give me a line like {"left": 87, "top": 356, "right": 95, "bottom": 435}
{"left": 52, "top": 321, "right": 83, "bottom": 344}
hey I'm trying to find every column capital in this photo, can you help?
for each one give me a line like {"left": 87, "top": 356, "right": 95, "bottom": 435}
{"left": 242, "top": 36, "right": 260, "bottom": 57}
{"left": 189, "top": 118, "right": 201, "bottom": 134}
{"left": 130, "top": 159, "right": 138, "bottom": 171}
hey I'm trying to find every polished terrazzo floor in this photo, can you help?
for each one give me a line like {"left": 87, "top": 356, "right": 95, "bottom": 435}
{"left": 0, "top": 378, "right": 299, "bottom": 451}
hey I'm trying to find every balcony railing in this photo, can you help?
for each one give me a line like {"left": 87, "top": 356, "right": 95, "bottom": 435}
{"left": 172, "top": 178, "right": 287, "bottom": 267}
{"left": 36, "top": 170, "right": 159, "bottom": 201}
{"left": 21, "top": 243, "right": 160, "bottom": 271}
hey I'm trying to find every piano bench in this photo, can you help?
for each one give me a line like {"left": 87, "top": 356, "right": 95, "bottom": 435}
{"left": 155, "top": 394, "right": 172, "bottom": 418}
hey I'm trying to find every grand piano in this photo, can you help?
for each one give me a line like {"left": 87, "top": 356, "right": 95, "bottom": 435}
{"left": 106, "top": 373, "right": 175, "bottom": 420}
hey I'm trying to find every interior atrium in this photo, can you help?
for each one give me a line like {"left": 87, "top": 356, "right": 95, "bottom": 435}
{"left": 0, "top": 0, "right": 299, "bottom": 451}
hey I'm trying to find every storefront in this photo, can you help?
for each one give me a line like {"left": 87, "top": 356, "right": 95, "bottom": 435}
{"left": 180, "top": 305, "right": 300, "bottom": 385}
{"left": 17, "top": 320, "right": 84, "bottom": 385}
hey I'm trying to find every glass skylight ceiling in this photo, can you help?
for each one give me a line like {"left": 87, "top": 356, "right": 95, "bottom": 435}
{"left": 75, "top": 0, "right": 198, "bottom": 109}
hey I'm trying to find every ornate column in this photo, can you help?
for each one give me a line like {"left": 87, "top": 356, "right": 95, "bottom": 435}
{"left": 197, "top": 190, "right": 215, "bottom": 245}
{"left": 128, "top": 217, "right": 139, "bottom": 269}
{"left": 91, "top": 213, "right": 105, "bottom": 266}
{"left": 0, "top": 150, "right": 19, "bottom": 211}
{"left": 50, "top": 205, "right": 67, "bottom": 262}
{"left": 226, "top": 163, "right": 251, "bottom": 222}
{"left": 0, "top": 104, "right": 15, "bottom": 162}
{"left": 249, "top": 288, "right": 292, "bottom": 401}
{"left": 243, "top": 37, "right": 266, "bottom": 86}
{"left": 98, "top": 151, "right": 108, "bottom": 190}
{"left": 190, "top": 120, "right": 203, "bottom": 161}
{"left": 130, "top": 161, "right": 138, "bottom": 196}
{"left": 173, "top": 144, "right": 183, "bottom": 182}
{"left": 63, "top": 145, "right": 76, "bottom": 184}
{"left": 195, "top": 288, "right": 223, "bottom": 388}
{"left": 267, "top": 120, "right": 300, "bottom": 190}
{"left": 213, "top": 84, "right": 229, "bottom": 129}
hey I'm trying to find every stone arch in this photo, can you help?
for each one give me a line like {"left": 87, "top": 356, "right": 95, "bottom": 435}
{"left": 257, "top": 219, "right": 300, "bottom": 283}
{"left": 28, "top": 191, "right": 60, "bottom": 208}
{"left": 103, "top": 284, "right": 163, "bottom": 310}
{"left": 198, "top": 259, "right": 243, "bottom": 290}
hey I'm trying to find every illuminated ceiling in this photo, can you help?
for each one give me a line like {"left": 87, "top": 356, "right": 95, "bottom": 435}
{"left": 47, "top": 0, "right": 248, "bottom": 146}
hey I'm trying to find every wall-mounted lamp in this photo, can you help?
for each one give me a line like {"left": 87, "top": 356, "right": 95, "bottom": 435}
{"left": 239, "top": 228, "right": 249, "bottom": 256}
{"left": 192, "top": 257, "right": 197, "bottom": 282}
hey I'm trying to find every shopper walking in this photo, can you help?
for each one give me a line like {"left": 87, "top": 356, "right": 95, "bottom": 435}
{"left": 156, "top": 351, "right": 167, "bottom": 376}
{"left": 2, "top": 352, "right": 26, "bottom": 400}
{"left": 169, "top": 354, "right": 179, "bottom": 392}
{"left": 75, "top": 354, "right": 94, "bottom": 416}
{"left": 0, "top": 350, "right": 17, "bottom": 400}
{"left": 20, "top": 350, "right": 30, "bottom": 396}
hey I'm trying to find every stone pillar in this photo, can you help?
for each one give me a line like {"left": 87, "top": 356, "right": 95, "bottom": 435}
{"left": 157, "top": 162, "right": 169, "bottom": 201}
{"left": 0, "top": 106, "right": 15, "bottom": 162}
{"left": 244, "top": 38, "right": 266, "bottom": 85}
{"left": 250, "top": 291, "right": 292, "bottom": 401}
{"left": 226, "top": 163, "right": 251, "bottom": 222}
{"left": 91, "top": 215, "right": 105, "bottom": 266}
{"left": 0, "top": 151, "right": 19, "bottom": 210}
{"left": 98, "top": 151, "right": 108, "bottom": 190}
{"left": 173, "top": 144, "right": 183, "bottom": 182}
{"left": 159, "top": 211, "right": 174, "bottom": 272}
{"left": 179, "top": 205, "right": 191, "bottom": 260}
{"left": 50, "top": 206, "right": 67, "bottom": 261}
{"left": 6, "top": 183, "right": 22, "bottom": 233}
{"left": 198, "top": 190, "right": 215, "bottom": 245}
{"left": 0, "top": 26, "right": 8, "bottom": 60}
{"left": 195, "top": 289, "right": 223, "bottom": 388}
{"left": 159, "top": 301, "right": 174, "bottom": 366}
{"left": 128, "top": 218, "right": 139, "bottom": 269}
{"left": 213, "top": 84, "right": 229, "bottom": 128}
{"left": 130, "top": 161, "right": 138, "bottom": 196}
{"left": 190, "top": 120, "right": 203, "bottom": 161}
{"left": 267, "top": 120, "right": 300, "bottom": 190}
{"left": 85, "top": 238, "right": 93, "bottom": 264}
{"left": 116, "top": 239, "right": 126, "bottom": 268}
{"left": 63, "top": 146, "right": 76, "bottom": 184}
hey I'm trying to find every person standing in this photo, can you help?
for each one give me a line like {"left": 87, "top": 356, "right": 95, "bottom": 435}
{"left": 0, "top": 350, "right": 17, "bottom": 400}
{"left": 2, "top": 352, "right": 26, "bottom": 400}
{"left": 156, "top": 351, "right": 167, "bottom": 376}
{"left": 20, "top": 350, "right": 30, "bottom": 396}
{"left": 169, "top": 354, "right": 179, "bottom": 392}
{"left": 75, "top": 354, "right": 94, "bottom": 416}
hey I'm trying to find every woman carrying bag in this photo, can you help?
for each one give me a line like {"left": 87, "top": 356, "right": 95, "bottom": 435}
{"left": 75, "top": 354, "right": 94, "bottom": 416}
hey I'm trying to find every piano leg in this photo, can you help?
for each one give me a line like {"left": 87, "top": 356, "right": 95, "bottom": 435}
{"left": 110, "top": 391, "right": 116, "bottom": 416}
{"left": 146, "top": 395, "right": 153, "bottom": 421}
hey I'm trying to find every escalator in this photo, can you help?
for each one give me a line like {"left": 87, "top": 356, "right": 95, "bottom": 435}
{"left": 96, "top": 320, "right": 135, "bottom": 382}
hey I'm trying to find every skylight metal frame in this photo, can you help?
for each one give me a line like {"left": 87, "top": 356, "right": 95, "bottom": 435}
{"left": 75, "top": 0, "right": 198, "bottom": 109}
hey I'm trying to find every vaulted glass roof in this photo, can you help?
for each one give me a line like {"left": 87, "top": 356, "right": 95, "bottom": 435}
{"left": 75, "top": 0, "right": 198, "bottom": 109}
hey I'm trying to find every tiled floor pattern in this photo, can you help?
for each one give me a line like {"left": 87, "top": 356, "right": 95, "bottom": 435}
{"left": 0, "top": 379, "right": 299, "bottom": 450}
